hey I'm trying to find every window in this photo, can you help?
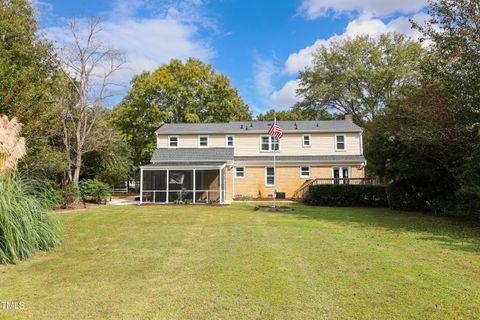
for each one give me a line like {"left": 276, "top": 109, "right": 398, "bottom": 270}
{"left": 226, "top": 135, "right": 235, "bottom": 147}
{"left": 335, "top": 134, "right": 345, "bottom": 151}
{"left": 169, "top": 136, "right": 179, "bottom": 148}
{"left": 265, "top": 167, "right": 275, "bottom": 186}
{"left": 300, "top": 167, "right": 310, "bottom": 178}
{"left": 235, "top": 167, "right": 244, "bottom": 178}
{"left": 302, "top": 135, "right": 311, "bottom": 147}
{"left": 260, "top": 136, "right": 280, "bottom": 151}
{"left": 333, "top": 167, "right": 350, "bottom": 184}
{"left": 198, "top": 136, "right": 209, "bottom": 148}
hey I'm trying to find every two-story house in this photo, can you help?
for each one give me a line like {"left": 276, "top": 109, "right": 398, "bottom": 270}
{"left": 140, "top": 115, "right": 365, "bottom": 204}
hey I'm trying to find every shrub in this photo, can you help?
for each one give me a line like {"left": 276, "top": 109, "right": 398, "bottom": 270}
{"left": 308, "top": 184, "right": 388, "bottom": 207}
{"left": 453, "top": 186, "right": 480, "bottom": 217}
{"left": 0, "top": 175, "right": 61, "bottom": 264}
{"left": 60, "top": 184, "right": 80, "bottom": 209}
{"left": 386, "top": 181, "right": 427, "bottom": 211}
{"left": 79, "top": 179, "right": 110, "bottom": 204}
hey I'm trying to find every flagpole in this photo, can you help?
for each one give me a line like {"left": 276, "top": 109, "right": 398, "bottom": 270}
{"left": 273, "top": 117, "right": 276, "bottom": 208}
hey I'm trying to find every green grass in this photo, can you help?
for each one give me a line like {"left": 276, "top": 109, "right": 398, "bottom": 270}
{"left": 1, "top": 203, "right": 479, "bottom": 319}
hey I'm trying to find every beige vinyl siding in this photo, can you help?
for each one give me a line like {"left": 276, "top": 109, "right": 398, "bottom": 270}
{"left": 157, "top": 134, "right": 227, "bottom": 148}
{"left": 230, "top": 165, "right": 365, "bottom": 199}
{"left": 157, "top": 132, "right": 362, "bottom": 156}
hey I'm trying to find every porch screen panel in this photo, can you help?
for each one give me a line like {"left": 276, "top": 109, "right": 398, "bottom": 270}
{"left": 195, "top": 170, "right": 220, "bottom": 203}
{"left": 168, "top": 170, "right": 193, "bottom": 203}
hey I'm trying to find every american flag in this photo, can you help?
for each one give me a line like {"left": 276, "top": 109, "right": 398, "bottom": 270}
{"left": 268, "top": 120, "right": 283, "bottom": 139}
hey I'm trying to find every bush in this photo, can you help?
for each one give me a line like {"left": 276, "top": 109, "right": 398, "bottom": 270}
{"left": 79, "top": 179, "right": 110, "bottom": 204}
{"left": 308, "top": 184, "right": 388, "bottom": 207}
{"left": 453, "top": 186, "right": 480, "bottom": 217}
{"left": 386, "top": 181, "right": 427, "bottom": 211}
{"left": 60, "top": 184, "right": 80, "bottom": 209}
{"left": 0, "top": 175, "right": 61, "bottom": 264}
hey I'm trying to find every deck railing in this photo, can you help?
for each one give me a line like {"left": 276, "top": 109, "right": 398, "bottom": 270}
{"left": 292, "top": 178, "right": 380, "bottom": 201}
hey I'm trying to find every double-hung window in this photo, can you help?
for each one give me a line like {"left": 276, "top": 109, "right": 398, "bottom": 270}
{"left": 198, "top": 136, "right": 209, "bottom": 148}
{"left": 335, "top": 134, "right": 345, "bottom": 151}
{"left": 260, "top": 136, "right": 280, "bottom": 152}
{"left": 226, "top": 135, "right": 235, "bottom": 147}
{"left": 169, "top": 136, "right": 179, "bottom": 148}
{"left": 235, "top": 167, "right": 245, "bottom": 178}
{"left": 265, "top": 167, "right": 275, "bottom": 186}
{"left": 300, "top": 167, "right": 310, "bottom": 178}
{"left": 302, "top": 135, "right": 311, "bottom": 147}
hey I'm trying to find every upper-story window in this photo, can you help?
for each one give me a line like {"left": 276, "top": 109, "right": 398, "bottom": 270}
{"left": 169, "top": 136, "right": 179, "bottom": 148}
{"left": 198, "top": 136, "right": 209, "bottom": 148}
{"left": 335, "top": 134, "right": 345, "bottom": 151}
{"left": 260, "top": 135, "right": 279, "bottom": 152}
{"left": 302, "top": 135, "right": 311, "bottom": 147}
{"left": 226, "top": 135, "right": 235, "bottom": 147}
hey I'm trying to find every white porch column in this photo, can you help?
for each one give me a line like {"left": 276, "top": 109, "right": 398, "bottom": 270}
{"left": 166, "top": 169, "right": 169, "bottom": 204}
{"left": 219, "top": 167, "right": 224, "bottom": 204}
{"left": 232, "top": 166, "right": 235, "bottom": 202}
{"left": 193, "top": 169, "right": 196, "bottom": 204}
{"left": 139, "top": 167, "right": 143, "bottom": 205}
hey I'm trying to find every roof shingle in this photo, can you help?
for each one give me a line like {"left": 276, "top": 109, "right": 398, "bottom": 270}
{"left": 156, "top": 120, "right": 362, "bottom": 134}
{"left": 151, "top": 147, "right": 234, "bottom": 163}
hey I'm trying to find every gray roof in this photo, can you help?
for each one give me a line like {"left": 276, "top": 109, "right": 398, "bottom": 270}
{"left": 156, "top": 120, "right": 362, "bottom": 134}
{"left": 142, "top": 161, "right": 227, "bottom": 168}
{"left": 151, "top": 147, "right": 234, "bottom": 163}
{"left": 234, "top": 155, "right": 366, "bottom": 163}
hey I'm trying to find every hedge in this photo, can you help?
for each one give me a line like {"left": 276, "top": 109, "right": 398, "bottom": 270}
{"left": 308, "top": 184, "right": 388, "bottom": 207}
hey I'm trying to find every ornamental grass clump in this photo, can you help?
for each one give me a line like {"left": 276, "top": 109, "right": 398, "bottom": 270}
{"left": 0, "top": 115, "right": 61, "bottom": 264}
{"left": 0, "top": 115, "right": 26, "bottom": 172}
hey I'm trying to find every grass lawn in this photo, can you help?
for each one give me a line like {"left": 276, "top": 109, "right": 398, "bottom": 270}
{"left": 1, "top": 203, "right": 480, "bottom": 319}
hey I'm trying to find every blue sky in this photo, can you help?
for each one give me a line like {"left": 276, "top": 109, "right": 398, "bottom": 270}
{"left": 37, "top": 0, "right": 428, "bottom": 115}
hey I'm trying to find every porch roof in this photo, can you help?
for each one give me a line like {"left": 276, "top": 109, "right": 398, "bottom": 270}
{"left": 151, "top": 147, "right": 234, "bottom": 163}
{"left": 142, "top": 161, "right": 227, "bottom": 169}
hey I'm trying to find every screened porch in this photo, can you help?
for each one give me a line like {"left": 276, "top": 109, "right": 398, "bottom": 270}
{"left": 140, "top": 165, "right": 227, "bottom": 204}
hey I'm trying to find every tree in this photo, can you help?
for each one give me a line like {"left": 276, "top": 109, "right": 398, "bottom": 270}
{"left": 296, "top": 34, "right": 424, "bottom": 125}
{"left": 256, "top": 107, "right": 332, "bottom": 121}
{"left": 0, "top": 0, "right": 61, "bottom": 139}
{"left": 412, "top": 0, "right": 480, "bottom": 131}
{"left": 58, "top": 19, "right": 125, "bottom": 185}
{"left": 367, "top": 0, "right": 480, "bottom": 216}
{"left": 113, "top": 58, "right": 252, "bottom": 168}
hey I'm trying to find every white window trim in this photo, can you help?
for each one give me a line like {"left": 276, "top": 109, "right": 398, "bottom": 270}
{"left": 235, "top": 167, "right": 245, "bottom": 179}
{"left": 300, "top": 166, "right": 310, "bottom": 178}
{"left": 168, "top": 135, "right": 179, "bottom": 148}
{"left": 335, "top": 134, "right": 346, "bottom": 152}
{"left": 265, "top": 167, "right": 275, "bottom": 186}
{"left": 259, "top": 135, "right": 281, "bottom": 152}
{"left": 226, "top": 135, "right": 235, "bottom": 148}
{"left": 302, "top": 134, "right": 311, "bottom": 148}
{"left": 198, "top": 135, "right": 209, "bottom": 148}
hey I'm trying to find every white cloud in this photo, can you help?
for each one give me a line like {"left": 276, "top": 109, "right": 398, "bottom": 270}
{"left": 284, "top": 12, "right": 428, "bottom": 74}
{"left": 271, "top": 80, "right": 301, "bottom": 109}
{"left": 42, "top": 0, "right": 215, "bottom": 87}
{"left": 298, "top": 0, "right": 426, "bottom": 19}
{"left": 273, "top": 12, "right": 429, "bottom": 108}
{"left": 253, "top": 55, "right": 276, "bottom": 99}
